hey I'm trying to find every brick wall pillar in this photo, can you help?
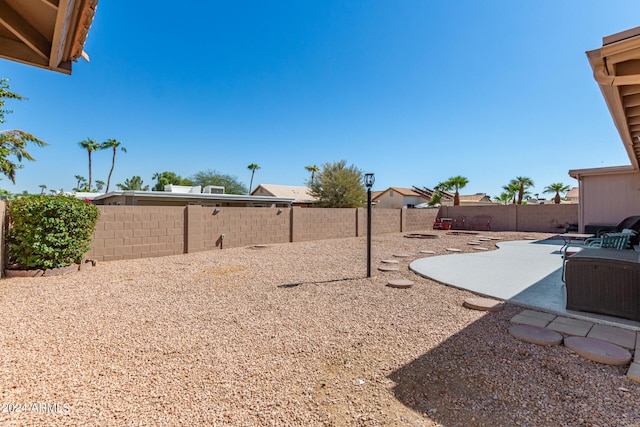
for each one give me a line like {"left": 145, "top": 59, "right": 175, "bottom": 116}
{"left": 185, "top": 205, "right": 204, "bottom": 253}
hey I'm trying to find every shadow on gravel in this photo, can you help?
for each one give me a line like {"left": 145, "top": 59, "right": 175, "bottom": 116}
{"left": 277, "top": 277, "right": 363, "bottom": 288}
{"left": 387, "top": 306, "right": 633, "bottom": 426}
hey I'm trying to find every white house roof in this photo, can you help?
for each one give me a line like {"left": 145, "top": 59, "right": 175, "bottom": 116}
{"left": 251, "top": 184, "right": 316, "bottom": 203}
{"left": 92, "top": 191, "right": 294, "bottom": 206}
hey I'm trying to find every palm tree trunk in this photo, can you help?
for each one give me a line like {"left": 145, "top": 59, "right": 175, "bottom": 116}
{"left": 106, "top": 148, "right": 116, "bottom": 193}
{"left": 88, "top": 152, "right": 92, "bottom": 191}
{"left": 249, "top": 171, "right": 255, "bottom": 193}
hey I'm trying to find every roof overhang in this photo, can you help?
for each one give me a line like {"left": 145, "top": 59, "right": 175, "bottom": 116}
{"left": 0, "top": 0, "right": 98, "bottom": 74}
{"left": 568, "top": 164, "right": 636, "bottom": 179}
{"left": 587, "top": 26, "right": 640, "bottom": 169}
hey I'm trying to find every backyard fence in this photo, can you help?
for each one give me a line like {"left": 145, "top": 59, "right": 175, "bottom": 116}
{"left": 0, "top": 201, "right": 578, "bottom": 268}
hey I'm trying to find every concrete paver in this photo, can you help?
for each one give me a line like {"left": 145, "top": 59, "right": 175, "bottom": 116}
{"left": 547, "top": 317, "right": 594, "bottom": 337}
{"left": 510, "top": 310, "right": 556, "bottom": 328}
{"left": 628, "top": 363, "right": 640, "bottom": 382}
{"left": 509, "top": 324, "right": 563, "bottom": 346}
{"left": 587, "top": 324, "right": 637, "bottom": 350}
{"left": 564, "top": 337, "right": 632, "bottom": 366}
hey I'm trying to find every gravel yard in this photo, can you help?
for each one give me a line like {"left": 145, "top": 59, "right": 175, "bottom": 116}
{"left": 0, "top": 230, "right": 638, "bottom": 426}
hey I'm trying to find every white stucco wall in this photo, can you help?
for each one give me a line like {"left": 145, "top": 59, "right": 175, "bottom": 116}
{"left": 578, "top": 171, "right": 640, "bottom": 230}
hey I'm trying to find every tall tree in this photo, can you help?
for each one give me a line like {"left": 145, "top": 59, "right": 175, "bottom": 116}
{"left": 439, "top": 176, "right": 469, "bottom": 206}
{"left": 543, "top": 182, "right": 570, "bottom": 204}
{"left": 74, "top": 175, "right": 87, "bottom": 191}
{"left": 38, "top": 184, "right": 46, "bottom": 194}
{"left": 95, "top": 180, "right": 105, "bottom": 192}
{"left": 502, "top": 182, "right": 520, "bottom": 204}
{"left": 0, "top": 78, "right": 47, "bottom": 183}
{"left": 305, "top": 165, "right": 320, "bottom": 184}
{"left": 117, "top": 175, "right": 148, "bottom": 191}
{"left": 101, "top": 138, "right": 126, "bottom": 193}
{"left": 152, "top": 171, "right": 194, "bottom": 191}
{"left": 494, "top": 192, "right": 512, "bottom": 205}
{"left": 191, "top": 169, "right": 247, "bottom": 195}
{"left": 308, "top": 160, "right": 366, "bottom": 208}
{"left": 511, "top": 176, "right": 534, "bottom": 204}
{"left": 247, "top": 163, "right": 260, "bottom": 194}
{"left": 78, "top": 138, "right": 100, "bottom": 191}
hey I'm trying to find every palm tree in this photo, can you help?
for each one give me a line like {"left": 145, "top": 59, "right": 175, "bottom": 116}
{"left": 95, "top": 180, "right": 105, "bottom": 192}
{"left": 493, "top": 192, "right": 512, "bottom": 205}
{"left": 502, "top": 182, "right": 520, "bottom": 204}
{"left": 74, "top": 175, "right": 86, "bottom": 191}
{"left": 101, "top": 138, "right": 126, "bottom": 193}
{"left": 117, "top": 175, "right": 148, "bottom": 191}
{"left": 78, "top": 138, "right": 100, "bottom": 191}
{"left": 440, "top": 176, "right": 469, "bottom": 206}
{"left": 512, "top": 176, "right": 534, "bottom": 204}
{"left": 38, "top": 184, "right": 46, "bottom": 194}
{"left": 543, "top": 183, "right": 570, "bottom": 204}
{"left": 247, "top": 163, "right": 260, "bottom": 194}
{"left": 305, "top": 165, "right": 320, "bottom": 184}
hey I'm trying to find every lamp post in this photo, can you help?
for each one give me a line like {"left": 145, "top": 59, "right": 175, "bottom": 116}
{"left": 364, "top": 173, "right": 375, "bottom": 278}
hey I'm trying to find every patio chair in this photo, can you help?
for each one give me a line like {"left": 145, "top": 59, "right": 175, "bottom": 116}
{"left": 561, "top": 231, "right": 635, "bottom": 281}
{"left": 470, "top": 215, "right": 491, "bottom": 231}
{"left": 593, "top": 215, "right": 640, "bottom": 246}
{"left": 452, "top": 216, "right": 466, "bottom": 230}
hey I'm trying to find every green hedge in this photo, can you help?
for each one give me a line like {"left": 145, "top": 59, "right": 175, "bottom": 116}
{"left": 7, "top": 195, "right": 99, "bottom": 270}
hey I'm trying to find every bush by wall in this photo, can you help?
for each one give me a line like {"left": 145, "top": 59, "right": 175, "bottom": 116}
{"left": 6, "top": 195, "right": 99, "bottom": 270}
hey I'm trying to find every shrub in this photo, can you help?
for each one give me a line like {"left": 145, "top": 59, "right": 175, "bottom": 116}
{"left": 6, "top": 195, "right": 99, "bottom": 270}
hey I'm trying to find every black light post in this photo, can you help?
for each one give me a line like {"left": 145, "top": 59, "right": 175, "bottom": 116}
{"left": 364, "top": 173, "right": 375, "bottom": 278}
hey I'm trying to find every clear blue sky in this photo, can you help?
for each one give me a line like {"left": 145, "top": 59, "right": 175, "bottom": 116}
{"left": 2, "top": 1, "right": 640, "bottom": 198}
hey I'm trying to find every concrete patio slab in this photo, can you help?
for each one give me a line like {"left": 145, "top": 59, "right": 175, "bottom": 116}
{"left": 409, "top": 239, "right": 640, "bottom": 331}
{"left": 587, "top": 324, "right": 637, "bottom": 350}
{"left": 547, "top": 317, "right": 594, "bottom": 337}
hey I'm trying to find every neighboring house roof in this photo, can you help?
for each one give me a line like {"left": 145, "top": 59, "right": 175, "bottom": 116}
{"left": 372, "top": 187, "right": 425, "bottom": 200}
{"left": 251, "top": 184, "right": 316, "bottom": 204}
{"left": 458, "top": 193, "right": 491, "bottom": 203}
{"left": 411, "top": 186, "right": 455, "bottom": 201}
{"left": 586, "top": 26, "right": 640, "bottom": 170}
{"left": 92, "top": 191, "right": 294, "bottom": 207}
{"left": 565, "top": 187, "right": 579, "bottom": 199}
{"left": 0, "top": 0, "right": 98, "bottom": 74}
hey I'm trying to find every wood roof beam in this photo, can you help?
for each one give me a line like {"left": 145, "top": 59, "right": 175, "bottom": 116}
{"left": 0, "top": 0, "right": 50, "bottom": 60}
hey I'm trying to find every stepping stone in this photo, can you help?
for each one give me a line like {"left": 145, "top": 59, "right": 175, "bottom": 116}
{"left": 387, "top": 279, "right": 414, "bottom": 289}
{"left": 564, "top": 336, "right": 632, "bottom": 366}
{"left": 587, "top": 324, "right": 637, "bottom": 350}
{"left": 467, "top": 242, "right": 481, "bottom": 245}
{"left": 628, "top": 363, "right": 640, "bottom": 383}
{"left": 510, "top": 310, "right": 557, "bottom": 328}
{"left": 463, "top": 297, "right": 504, "bottom": 312}
{"left": 446, "top": 248, "right": 462, "bottom": 252}
{"left": 547, "top": 316, "right": 594, "bottom": 337}
{"left": 393, "top": 253, "right": 410, "bottom": 258}
{"left": 473, "top": 247, "right": 489, "bottom": 251}
{"left": 509, "top": 324, "right": 563, "bottom": 346}
{"left": 478, "top": 238, "right": 492, "bottom": 242}
{"left": 419, "top": 250, "right": 435, "bottom": 254}
{"left": 381, "top": 259, "right": 399, "bottom": 264}
{"left": 378, "top": 266, "right": 400, "bottom": 272}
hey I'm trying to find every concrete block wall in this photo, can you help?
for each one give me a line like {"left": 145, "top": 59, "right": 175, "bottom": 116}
{"left": 86, "top": 206, "right": 185, "bottom": 262}
{"left": 188, "top": 206, "right": 291, "bottom": 251}
{"left": 292, "top": 207, "right": 357, "bottom": 242}
{"left": 404, "top": 208, "right": 439, "bottom": 231}
{"left": 438, "top": 204, "right": 578, "bottom": 232}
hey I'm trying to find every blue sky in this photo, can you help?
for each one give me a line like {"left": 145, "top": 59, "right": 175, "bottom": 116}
{"left": 2, "top": 1, "right": 640, "bottom": 198}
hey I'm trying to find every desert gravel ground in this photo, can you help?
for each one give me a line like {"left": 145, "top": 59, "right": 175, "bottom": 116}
{"left": 0, "top": 229, "right": 639, "bottom": 426}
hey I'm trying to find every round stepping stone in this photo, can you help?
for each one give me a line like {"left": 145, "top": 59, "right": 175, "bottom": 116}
{"left": 378, "top": 266, "right": 400, "bottom": 272}
{"left": 564, "top": 336, "right": 632, "bottom": 366}
{"left": 473, "top": 247, "right": 489, "bottom": 251}
{"left": 419, "top": 250, "right": 435, "bottom": 254}
{"left": 387, "top": 279, "right": 414, "bottom": 289}
{"left": 393, "top": 253, "right": 410, "bottom": 258}
{"left": 446, "top": 248, "right": 462, "bottom": 252}
{"left": 467, "top": 242, "right": 480, "bottom": 245}
{"left": 478, "top": 238, "right": 492, "bottom": 242}
{"left": 508, "top": 324, "right": 563, "bottom": 346}
{"left": 463, "top": 297, "right": 505, "bottom": 312}
{"left": 253, "top": 244, "right": 269, "bottom": 249}
{"left": 381, "top": 259, "right": 400, "bottom": 264}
